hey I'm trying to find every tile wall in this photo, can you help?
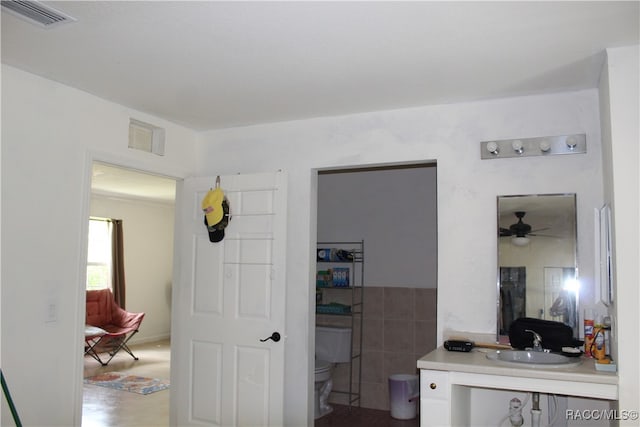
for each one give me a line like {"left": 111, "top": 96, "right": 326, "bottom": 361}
{"left": 316, "top": 287, "right": 437, "bottom": 410}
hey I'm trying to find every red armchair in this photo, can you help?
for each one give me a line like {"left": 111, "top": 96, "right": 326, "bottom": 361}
{"left": 85, "top": 289, "right": 145, "bottom": 366}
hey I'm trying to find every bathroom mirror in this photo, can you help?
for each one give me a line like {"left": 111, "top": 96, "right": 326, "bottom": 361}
{"left": 497, "top": 194, "right": 578, "bottom": 342}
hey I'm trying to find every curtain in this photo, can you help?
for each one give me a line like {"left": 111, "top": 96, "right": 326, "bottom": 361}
{"left": 111, "top": 219, "right": 126, "bottom": 309}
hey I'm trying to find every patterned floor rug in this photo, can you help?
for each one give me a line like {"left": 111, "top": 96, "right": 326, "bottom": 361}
{"left": 84, "top": 372, "right": 169, "bottom": 395}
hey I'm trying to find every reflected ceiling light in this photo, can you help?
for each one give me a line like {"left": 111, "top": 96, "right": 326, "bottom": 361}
{"left": 563, "top": 278, "right": 580, "bottom": 294}
{"left": 511, "top": 236, "right": 530, "bottom": 246}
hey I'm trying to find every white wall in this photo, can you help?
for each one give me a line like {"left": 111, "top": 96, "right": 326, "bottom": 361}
{"left": 317, "top": 166, "right": 437, "bottom": 288}
{"left": 90, "top": 194, "right": 174, "bottom": 343}
{"left": 3, "top": 58, "right": 632, "bottom": 425}
{"left": 1, "top": 65, "right": 197, "bottom": 426}
{"left": 198, "top": 89, "right": 603, "bottom": 424}
{"left": 598, "top": 45, "right": 640, "bottom": 422}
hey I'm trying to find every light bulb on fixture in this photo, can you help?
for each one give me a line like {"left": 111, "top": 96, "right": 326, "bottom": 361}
{"left": 512, "top": 140, "right": 524, "bottom": 154}
{"left": 566, "top": 136, "right": 577, "bottom": 150}
{"left": 511, "top": 236, "right": 530, "bottom": 247}
{"left": 539, "top": 139, "right": 551, "bottom": 152}
{"left": 486, "top": 141, "right": 499, "bottom": 155}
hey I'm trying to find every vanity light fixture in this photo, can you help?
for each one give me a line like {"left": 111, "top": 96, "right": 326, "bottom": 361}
{"left": 511, "top": 236, "right": 530, "bottom": 247}
{"left": 480, "top": 134, "right": 586, "bottom": 160}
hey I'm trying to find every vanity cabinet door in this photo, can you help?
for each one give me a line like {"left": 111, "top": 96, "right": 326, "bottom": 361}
{"left": 420, "top": 370, "right": 450, "bottom": 426}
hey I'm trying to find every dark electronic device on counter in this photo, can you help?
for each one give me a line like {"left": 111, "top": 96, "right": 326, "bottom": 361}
{"left": 444, "top": 340, "right": 474, "bottom": 352}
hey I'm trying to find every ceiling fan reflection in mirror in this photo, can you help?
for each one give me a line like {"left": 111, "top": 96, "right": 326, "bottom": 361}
{"left": 499, "top": 211, "right": 552, "bottom": 246}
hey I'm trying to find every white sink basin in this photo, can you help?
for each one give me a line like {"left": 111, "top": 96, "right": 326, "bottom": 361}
{"left": 486, "top": 350, "right": 582, "bottom": 368}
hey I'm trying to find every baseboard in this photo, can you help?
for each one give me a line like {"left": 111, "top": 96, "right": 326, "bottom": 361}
{"left": 129, "top": 333, "right": 171, "bottom": 346}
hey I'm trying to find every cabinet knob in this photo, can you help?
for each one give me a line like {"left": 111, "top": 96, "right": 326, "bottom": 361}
{"left": 430, "top": 383, "right": 437, "bottom": 390}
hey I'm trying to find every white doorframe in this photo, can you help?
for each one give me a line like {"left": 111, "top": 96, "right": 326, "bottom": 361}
{"left": 74, "top": 150, "right": 184, "bottom": 425}
{"left": 311, "top": 161, "right": 437, "bottom": 417}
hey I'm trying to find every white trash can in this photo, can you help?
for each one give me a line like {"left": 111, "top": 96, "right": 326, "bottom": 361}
{"left": 388, "top": 374, "right": 419, "bottom": 420}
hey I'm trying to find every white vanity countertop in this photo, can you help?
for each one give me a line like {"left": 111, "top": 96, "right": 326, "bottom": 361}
{"left": 417, "top": 347, "right": 618, "bottom": 386}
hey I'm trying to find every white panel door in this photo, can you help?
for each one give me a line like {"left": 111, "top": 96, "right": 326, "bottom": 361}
{"left": 172, "top": 172, "right": 287, "bottom": 426}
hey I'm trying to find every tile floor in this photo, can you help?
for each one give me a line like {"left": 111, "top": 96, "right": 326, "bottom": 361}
{"left": 83, "top": 339, "right": 419, "bottom": 427}
{"left": 315, "top": 404, "right": 420, "bottom": 427}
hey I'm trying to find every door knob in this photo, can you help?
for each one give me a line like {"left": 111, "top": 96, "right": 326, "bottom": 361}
{"left": 260, "top": 332, "right": 281, "bottom": 343}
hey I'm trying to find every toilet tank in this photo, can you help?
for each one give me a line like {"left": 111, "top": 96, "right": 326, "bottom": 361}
{"left": 315, "top": 326, "right": 352, "bottom": 363}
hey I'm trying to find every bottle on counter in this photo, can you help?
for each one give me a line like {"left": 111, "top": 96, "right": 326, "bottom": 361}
{"left": 593, "top": 318, "right": 606, "bottom": 360}
{"left": 584, "top": 309, "right": 595, "bottom": 357}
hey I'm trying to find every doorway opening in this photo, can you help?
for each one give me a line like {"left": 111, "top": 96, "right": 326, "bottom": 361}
{"left": 313, "top": 162, "right": 437, "bottom": 421}
{"left": 82, "top": 161, "right": 176, "bottom": 426}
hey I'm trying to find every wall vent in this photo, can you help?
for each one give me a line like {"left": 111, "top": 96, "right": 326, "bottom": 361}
{"left": 129, "top": 119, "right": 165, "bottom": 156}
{"left": 1, "top": 1, "right": 76, "bottom": 28}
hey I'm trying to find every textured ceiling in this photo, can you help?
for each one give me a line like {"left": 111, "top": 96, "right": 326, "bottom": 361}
{"left": 2, "top": 1, "right": 638, "bottom": 131}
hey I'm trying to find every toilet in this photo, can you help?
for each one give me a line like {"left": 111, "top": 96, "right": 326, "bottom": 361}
{"left": 314, "top": 326, "right": 352, "bottom": 419}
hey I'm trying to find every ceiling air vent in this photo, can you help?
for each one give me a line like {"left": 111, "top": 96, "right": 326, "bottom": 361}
{"left": 2, "top": 0, "right": 76, "bottom": 28}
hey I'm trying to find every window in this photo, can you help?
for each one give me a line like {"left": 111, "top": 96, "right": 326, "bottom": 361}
{"left": 86, "top": 218, "right": 112, "bottom": 290}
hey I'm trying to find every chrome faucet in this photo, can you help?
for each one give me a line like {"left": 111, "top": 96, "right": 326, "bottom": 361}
{"left": 525, "top": 329, "right": 543, "bottom": 352}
